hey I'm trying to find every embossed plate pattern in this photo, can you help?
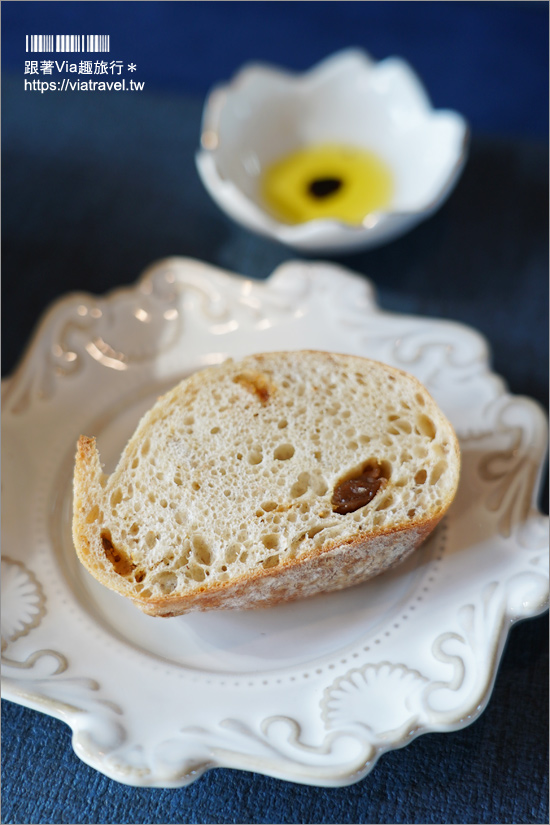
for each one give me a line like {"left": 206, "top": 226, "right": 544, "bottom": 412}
{"left": 2, "top": 258, "right": 548, "bottom": 787}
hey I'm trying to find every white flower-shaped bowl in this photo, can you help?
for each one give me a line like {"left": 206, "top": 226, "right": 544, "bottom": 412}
{"left": 196, "top": 49, "right": 469, "bottom": 254}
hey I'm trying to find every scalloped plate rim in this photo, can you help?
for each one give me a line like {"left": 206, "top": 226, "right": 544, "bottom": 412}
{"left": 1, "top": 257, "right": 548, "bottom": 788}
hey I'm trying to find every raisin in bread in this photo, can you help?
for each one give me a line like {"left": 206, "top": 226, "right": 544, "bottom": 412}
{"left": 72, "top": 351, "right": 460, "bottom": 616}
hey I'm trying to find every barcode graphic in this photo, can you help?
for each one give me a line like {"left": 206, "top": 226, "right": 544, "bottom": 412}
{"left": 26, "top": 35, "right": 110, "bottom": 53}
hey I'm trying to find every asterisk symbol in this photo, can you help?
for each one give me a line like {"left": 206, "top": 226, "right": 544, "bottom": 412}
{"left": 127, "top": 63, "right": 137, "bottom": 72}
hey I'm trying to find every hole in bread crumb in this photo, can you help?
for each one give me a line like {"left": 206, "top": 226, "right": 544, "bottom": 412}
{"left": 311, "top": 476, "right": 328, "bottom": 496}
{"left": 187, "top": 565, "right": 205, "bottom": 582}
{"left": 416, "top": 414, "right": 436, "bottom": 440}
{"left": 110, "top": 489, "right": 123, "bottom": 507}
{"left": 291, "top": 472, "right": 309, "bottom": 499}
{"left": 153, "top": 571, "right": 178, "bottom": 594}
{"left": 145, "top": 531, "right": 157, "bottom": 549}
{"left": 141, "top": 438, "right": 151, "bottom": 455}
{"left": 415, "top": 469, "right": 427, "bottom": 485}
{"left": 278, "top": 419, "right": 288, "bottom": 429}
{"left": 248, "top": 449, "right": 263, "bottom": 465}
{"left": 408, "top": 509, "right": 416, "bottom": 518}
{"left": 376, "top": 494, "right": 394, "bottom": 511}
{"left": 262, "top": 554, "right": 280, "bottom": 569}
{"left": 210, "top": 426, "right": 220, "bottom": 434}
{"left": 173, "top": 548, "right": 191, "bottom": 569}
{"left": 274, "top": 444, "right": 295, "bottom": 460}
{"left": 192, "top": 536, "right": 211, "bottom": 566}
{"left": 225, "top": 544, "right": 240, "bottom": 563}
{"left": 192, "top": 481, "right": 200, "bottom": 491}
{"left": 134, "top": 569, "right": 146, "bottom": 583}
{"left": 261, "top": 534, "right": 279, "bottom": 551}
{"left": 307, "top": 525, "right": 328, "bottom": 539}
{"left": 430, "top": 460, "right": 448, "bottom": 485}
{"left": 239, "top": 551, "right": 248, "bottom": 563}
{"left": 86, "top": 504, "right": 101, "bottom": 524}
{"left": 140, "top": 588, "right": 152, "bottom": 599}
{"left": 261, "top": 501, "right": 278, "bottom": 512}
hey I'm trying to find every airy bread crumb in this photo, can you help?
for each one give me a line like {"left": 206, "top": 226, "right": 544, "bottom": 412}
{"left": 72, "top": 351, "right": 460, "bottom": 616}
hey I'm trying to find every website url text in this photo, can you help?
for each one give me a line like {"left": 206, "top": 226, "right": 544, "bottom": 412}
{"left": 24, "top": 78, "right": 144, "bottom": 92}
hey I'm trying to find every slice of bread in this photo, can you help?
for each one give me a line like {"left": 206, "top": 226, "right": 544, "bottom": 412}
{"left": 72, "top": 351, "right": 460, "bottom": 616}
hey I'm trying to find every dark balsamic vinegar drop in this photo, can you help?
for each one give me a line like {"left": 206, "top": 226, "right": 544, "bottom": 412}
{"left": 261, "top": 144, "right": 394, "bottom": 224}
{"left": 308, "top": 177, "right": 343, "bottom": 198}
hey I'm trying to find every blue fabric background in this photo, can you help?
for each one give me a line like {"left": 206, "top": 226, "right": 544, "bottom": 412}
{"left": 2, "top": 0, "right": 549, "bottom": 138}
{"left": 2, "top": 3, "right": 548, "bottom": 823}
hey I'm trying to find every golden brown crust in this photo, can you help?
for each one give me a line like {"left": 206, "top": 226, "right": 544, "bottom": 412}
{"left": 130, "top": 513, "right": 442, "bottom": 617}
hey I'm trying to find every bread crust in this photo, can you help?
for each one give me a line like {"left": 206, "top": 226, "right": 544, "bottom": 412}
{"left": 72, "top": 351, "right": 460, "bottom": 616}
{"left": 132, "top": 519, "right": 439, "bottom": 616}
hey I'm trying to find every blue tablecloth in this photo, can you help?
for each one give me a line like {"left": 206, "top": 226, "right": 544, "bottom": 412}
{"left": 2, "top": 4, "right": 548, "bottom": 823}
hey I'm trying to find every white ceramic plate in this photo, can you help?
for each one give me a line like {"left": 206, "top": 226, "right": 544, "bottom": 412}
{"left": 2, "top": 258, "right": 548, "bottom": 788}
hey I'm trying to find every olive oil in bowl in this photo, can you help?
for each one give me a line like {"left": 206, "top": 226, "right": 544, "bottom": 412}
{"left": 261, "top": 143, "right": 394, "bottom": 226}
